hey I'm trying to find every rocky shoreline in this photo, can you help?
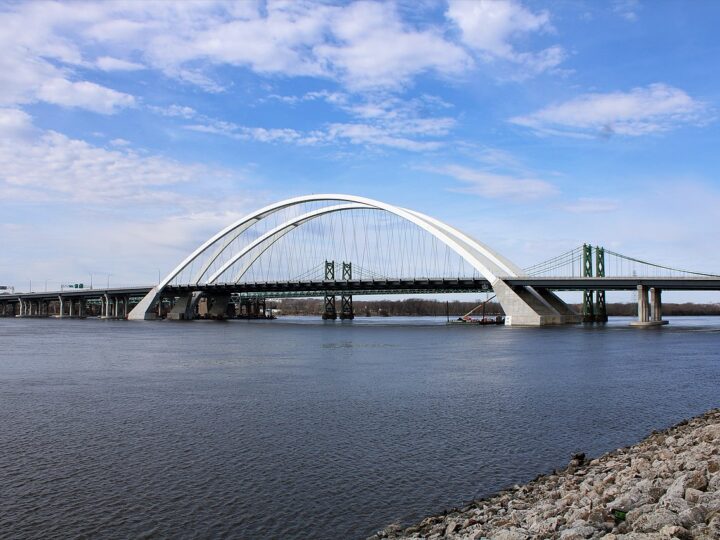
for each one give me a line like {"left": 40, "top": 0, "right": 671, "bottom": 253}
{"left": 370, "top": 409, "right": 720, "bottom": 540}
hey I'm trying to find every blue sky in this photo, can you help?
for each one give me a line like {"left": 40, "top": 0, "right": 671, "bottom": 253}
{"left": 1, "top": 0, "right": 719, "bottom": 301}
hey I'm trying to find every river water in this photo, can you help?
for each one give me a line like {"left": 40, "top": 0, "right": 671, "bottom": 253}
{"left": 1, "top": 316, "right": 719, "bottom": 539}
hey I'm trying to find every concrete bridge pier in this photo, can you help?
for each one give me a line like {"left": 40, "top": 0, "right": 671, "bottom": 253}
{"left": 19, "top": 298, "right": 36, "bottom": 317}
{"left": 650, "top": 287, "right": 667, "bottom": 324}
{"left": 631, "top": 285, "right": 668, "bottom": 327}
{"left": 115, "top": 296, "right": 128, "bottom": 319}
{"left": 493, "top": 280, "right": 581, "bottom": 326}
{"left": 5, "top": 301, "right": 17, "bottom": 317}
{"left": 96, "top": 293, "right": 130, "bottom": 319}
{"left": 206, "top": 294, "right": 231, "bottom": 319}
{"left": 167, "top": 292, "right": 203, "bottom": 320}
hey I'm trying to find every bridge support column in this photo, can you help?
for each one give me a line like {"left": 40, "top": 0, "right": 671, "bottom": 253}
{"left": 127, "top": 286, "right": 160, "bottom": 320}
{"left": 594, "top": 246, "right": 608, "bottom": 322}
{"left": 322, "top": 260, "right": 338, "bottom": 320}
{"left": 322, "top": 295, "right": 337, "bottom": 320}
{"left": 167, "top": 292, "right": 202, "bottom": 320}
{"left": 650, "top": 288, "right": 668, "bottom": 325}
{"left": 58, "top": 296, "right": 64, "bottom": 318}
{"left": 494, "top": 279, "right": 580, "bottom": 326}
{"left": 638, "top": 284, "right": 649, "bottom": 322}
{"left": 340, "top": 295, "right": 354, "bottom": 320}
{"left": 583, "top": 290, "right": 595, "bottom": 323}
{"left": 207, "top": 294, "right": 231, "bottom": 319}
{"left": 582, "top": 244, "right": 595, "bottom": 322}
{"left": 630, "top": 285, "right": 667, "bottom": 327}
{"left": 339, "top": 261, "right": 354, "bottom": 320}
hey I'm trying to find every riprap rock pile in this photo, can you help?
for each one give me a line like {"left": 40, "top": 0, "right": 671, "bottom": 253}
{"left": 370, "top": 409, "right": 720, "bottom": 540}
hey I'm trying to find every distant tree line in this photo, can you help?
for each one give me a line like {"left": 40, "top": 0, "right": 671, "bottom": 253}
{"left": 271, "top": 298, "right": 503, "bottom": 317}
{"left": 270, "top": 298, "right": 720, "bottom": 317}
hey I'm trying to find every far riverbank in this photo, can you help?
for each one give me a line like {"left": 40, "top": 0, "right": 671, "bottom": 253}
{"left": 271, "top": 298, "right": 720, "bottom": 318}
{"left": 370, "top": 409, "right": 720, "bottom": 539}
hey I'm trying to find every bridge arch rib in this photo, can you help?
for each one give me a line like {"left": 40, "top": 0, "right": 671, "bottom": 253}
{"left": 128, "top": 194, "right": 579, "bottom": 325}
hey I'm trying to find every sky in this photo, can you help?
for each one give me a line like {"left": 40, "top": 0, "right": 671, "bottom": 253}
{"left": 1, "top": 0, "right": 719, "bottom": 302}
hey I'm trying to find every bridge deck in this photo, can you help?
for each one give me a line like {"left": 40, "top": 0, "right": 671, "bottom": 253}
{"left": 505, "top": 277, "right": 720, "bottom": 291}
{"left": 2, "top": 276, "right": 720, "bottom": 304}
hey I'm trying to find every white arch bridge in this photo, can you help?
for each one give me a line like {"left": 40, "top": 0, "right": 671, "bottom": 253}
{"left": 115, "top": 194, "right": 718, "bottom": 326}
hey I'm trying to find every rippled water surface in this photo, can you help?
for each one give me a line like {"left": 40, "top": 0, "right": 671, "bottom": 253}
{"left": 1, "top": 316, "right": 719, "bottom": 539}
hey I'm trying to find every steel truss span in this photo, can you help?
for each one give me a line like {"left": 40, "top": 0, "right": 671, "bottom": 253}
{"left": 128, "top": 194, "right": 579, "bottom": 325}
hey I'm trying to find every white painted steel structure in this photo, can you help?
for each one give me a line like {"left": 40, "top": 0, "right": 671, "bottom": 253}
{"left": 128, "top": 194, "right": 578, "bottom": 325}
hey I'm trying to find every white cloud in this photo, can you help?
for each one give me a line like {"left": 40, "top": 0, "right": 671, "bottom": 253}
{"left": 148, "top": 104, "right": 198, "bottom": 119}
{"left": 511, "top": 83, "right": 709, "bottom": 137}
{"left": 36, "top": 78, "right": 136, "bottom": 114}
{"left": 0, "top": 3, "right": 138, "bottom": 113}
{"left": 446, "top": 0, "right": 565, "bottom": 75}
{"left": 0, "top": 108, "right": 226, "bottom": 205}
{"left": 315, "top": 1, "right": 471, "bottom": 90}
{"left": 0, "top": 1, "right": 477, "bottom": 97}
{"left": 185, "top": 120, "right": 319, "bottom": 146}
{"left": 183, "top": 100, "right": 455, "bottom": 152}
{"left": 96, "top": 56, "right": 145, "bottom": 71}
{"left": 0, "top": 108, "right": 37, "bottom": 138}
{"left": 429, "top": 164, "right": 557, "bottom": 199}
{"left": 0, "top": 0, "right": 566, "bottom": 125}
{"left": 325, "top": 123, "right": 443, "bottom": 151}
{"left": 201, "top": 91, "right": 456, "bottom": 151}
{"left": 0, "top": 106, "right": 266, "bottom": 287}
{"left": 613, "top": 0, "right": 641, "bottom": 22}
{"left": 148, "top": 1, "right": 471, "bottom": 90}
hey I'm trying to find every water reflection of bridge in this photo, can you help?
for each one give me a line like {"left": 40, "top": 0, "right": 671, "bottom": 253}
{"left": 3, "top": 195, "right": 719, "bottom": 326}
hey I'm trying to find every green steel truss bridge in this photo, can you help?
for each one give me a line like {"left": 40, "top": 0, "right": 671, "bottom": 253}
{"left": 2, "top": 195, "right": 718, "bottom": 326}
